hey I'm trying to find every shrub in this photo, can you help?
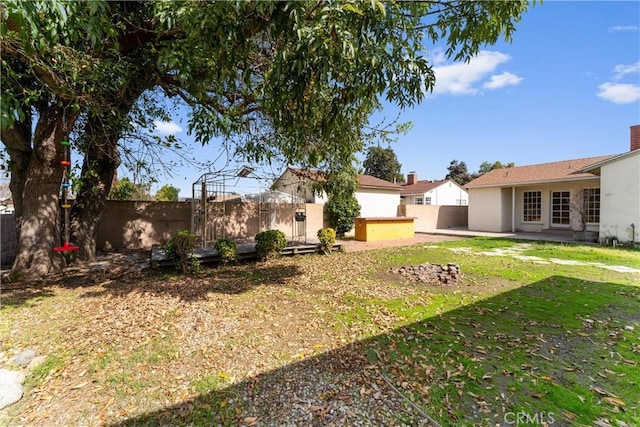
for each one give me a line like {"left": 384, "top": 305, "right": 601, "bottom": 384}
{"left": 317, "top": 227, "right": 337, "bottom": 255}
{"left": 214, "top": 238, "right": 238, "bottom": 264}
{"left": 325, "top": 194, "right": 361, "bottom": 237}
{"left": 165, "top": 230, "right": 200, "bottom": 274}
{"left": 254, "top": 230, "right": 287, "bottom": 260}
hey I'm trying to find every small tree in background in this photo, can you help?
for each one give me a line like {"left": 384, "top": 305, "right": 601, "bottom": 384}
{"left": 109, "top": 177, "right": 152, "bottom": 201}
{"left": 363, "top": 146, "right": 405, "bottom": 183}
{"left": 476, "top": 161, "right": 515, "bottom": 176}
{"left": 109, "top": 178, "right": 136, "bottom": 200}
{"left": 324, "top": 169, "right": 361, "bottom": 237}
{"left": 156, "top": 184, "right": 180, "bottom": 201}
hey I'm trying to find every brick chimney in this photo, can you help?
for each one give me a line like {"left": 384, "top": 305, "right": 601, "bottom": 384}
{"left": 631, "top": 125, "right": 640, "bottom": 151}
{"left": 407, "top": 171, "right": 417, "bottom": 185}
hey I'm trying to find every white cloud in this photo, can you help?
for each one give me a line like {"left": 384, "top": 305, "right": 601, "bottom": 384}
{"left": 596, "top": 61, "right": 640, "bottom": 104}
{"left": 608, "top": 25, "right": 639, "bottom": 32}
{"left": 596, "top": 83, "right": 640, "bottom": 104}
{"left": 153, "top": 120, "right": 182, "bottom": 135}
{"left": 483, "top": 72, "right": 524, "bottom": 90}
{"left": 431, "top": 50, "right": 522, "bottom": 95}
{"left": 613, "top": 62, "right": 640, "bottom": 80}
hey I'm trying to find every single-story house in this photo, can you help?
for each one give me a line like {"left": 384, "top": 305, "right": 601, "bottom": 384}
{"left": 465, "top": 125, "right": 639, "bottom": 245}
{"left": 272, "top": 167, "right": 402, "bottom": 217}
{"left": 400, "top": 172, "right": 468, "bottom": 205}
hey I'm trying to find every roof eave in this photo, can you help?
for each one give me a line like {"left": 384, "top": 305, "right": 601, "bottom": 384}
{"left": 466, "top": 175, "right": 601, "bottom": 189}
{"left": 580, "top": 150, "right": 639, "bottom": 172}
{"left": 360, "top": 185, "right": 401, "bottom": 191}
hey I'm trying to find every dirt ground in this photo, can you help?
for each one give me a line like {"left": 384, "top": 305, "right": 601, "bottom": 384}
{"left": 0, "top": 234, "right": 468, "bottom": 426}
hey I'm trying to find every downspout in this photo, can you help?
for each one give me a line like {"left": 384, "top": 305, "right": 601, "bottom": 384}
{"left": 512, "top": 186, "right": 516, "bottom": 233}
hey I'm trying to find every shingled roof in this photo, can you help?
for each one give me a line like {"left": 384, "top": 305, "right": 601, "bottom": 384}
{"left": 465, "top": 155, "right": 614, "bottom": 188}
{"left": 289, "top": 168, "right": 401, "bottom": 190}
{"left": 400, "top": 179, "right": 451, "bottom": 195}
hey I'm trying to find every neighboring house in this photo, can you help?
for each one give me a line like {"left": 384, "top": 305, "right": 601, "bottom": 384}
{"left": 272, "top": 167, "right": 402, "bottom": 217}
{"left": 465, "top": 125, "right": 640, "bottom": 245}
{"left": 400, "top": 172, "right": 468, "bottom": 206}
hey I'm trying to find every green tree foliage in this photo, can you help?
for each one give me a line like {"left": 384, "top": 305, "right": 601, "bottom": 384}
{"left": 108, "top": 178, "right": 151, "bottom": 201}
{"left": 323, "top": 168, "right": 362, "bottom": 236}
{"left": 446, "top": 160, "right": 516, "bottom": 186}
{"left": 446, "top": 160, "right": 473, "bottom": 186}
{"left": 155, "top": 184, "right": 179, "bottom": 201}
{"left": 477, "top": 161, "right": 515, "bottom": 175}
{"left": 363, "top": 147, "right": 405, "bottom": 183}
{"left": 2, "top": 0, "right": 534, "bottom": 278}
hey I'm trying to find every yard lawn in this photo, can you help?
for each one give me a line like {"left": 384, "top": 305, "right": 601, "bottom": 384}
{"left": 1, "top": 238, "right": 639, "bottom": 426}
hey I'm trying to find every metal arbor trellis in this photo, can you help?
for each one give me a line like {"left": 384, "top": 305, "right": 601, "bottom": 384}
{"left": 191, "top": 166, "right": 307, "bottom": 247}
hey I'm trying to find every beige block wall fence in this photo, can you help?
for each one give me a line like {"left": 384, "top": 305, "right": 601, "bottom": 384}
{"left": 398, "top": 205, "right": 468, "bottom": 232}
{"left": 1, "top": 202, "right": 468, "bottom": 264}
{"left": 98, "top": 202, "right": 467, "bottom": 250}
{"left": 97, "top": 200, "right": 327, "bottom": 251}
{"left": 1, "top": 214, "right": 18, "bottom": 266}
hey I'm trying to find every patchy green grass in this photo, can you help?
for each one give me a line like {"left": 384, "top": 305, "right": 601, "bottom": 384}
{"left": 356, "top": 239, "right": 640, "bottom": 426}
{"left": 523, "top": 241, "right": 640, "bottom": 268}
{"left": 25, "top": 353, "right": 67, "bottom": 389}
{"left": 1, "top": 238, "right": 638, "bottom": 426}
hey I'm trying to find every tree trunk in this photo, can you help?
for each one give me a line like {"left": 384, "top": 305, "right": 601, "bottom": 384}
{"left": 70, "top": 88, "right": 144, "bottom": 261}
{"left": 10, "top": 106, "right": 69, "bottom": 279}
{"left": 70, "top": 131, "right": 120, "bottom": 261}
{"left": 2, "top": 117, "right": 32, "bottom": 243}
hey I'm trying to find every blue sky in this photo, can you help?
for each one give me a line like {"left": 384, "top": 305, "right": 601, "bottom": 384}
{"left": 138, "top": 1, "right": 640, "bottom": 197}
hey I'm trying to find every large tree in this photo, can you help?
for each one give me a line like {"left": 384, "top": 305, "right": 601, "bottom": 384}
{"left": 477, "top": 160, "right": 515, "bottom": 175}
{"left": 446, "top": 159, "right": 473, "bottom": 186}
{"left": 2, "top": 0, "right": 534, "bottom": 279}
{"left": 363, "top": 147, "right": 405, "bottom": 184}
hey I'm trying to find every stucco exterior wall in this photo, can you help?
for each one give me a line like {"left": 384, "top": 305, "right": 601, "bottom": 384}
{"left": 599, "top": 153, "right": 640, "bottom": 243}
{"left": 424, "top": 181, "right": 468, "bottom": 205}
{"left": 469, "top": 179, "right": 602, "bottom": 233}
{"left": 468, "top": 187, "right": 508, "bottom": 232}
{"left": 356, "top": 189, "right": 400, "bottom": 218}
{"left": 272, "top": 169, "right": 326, "bottom": 204}
{"left": 402, "top": 182, "right": 468, "bottom": 206}
{"left": 499, "top": 188, "right": 514, "bottom": 231}
{"left": 398, "top": 205, "right": 468, "bottom": 232}
{"left": 512, "top": 180, "right": 600, "bottom": 232}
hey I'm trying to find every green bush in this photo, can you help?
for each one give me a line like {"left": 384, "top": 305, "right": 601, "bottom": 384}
{"left": 325, "top": 194, "right": 361, "bottom": 236}
{"left": 165, "top": 230, "right": 200, "bottom": 274}
{"left": 254, "top": 230, "right": 287, "bottom": 260}
{"left": 214, "top": 238, "right": 238, "bottom": 264}
{"left": 317, "top": 227, "right": 336, "bottom": 255}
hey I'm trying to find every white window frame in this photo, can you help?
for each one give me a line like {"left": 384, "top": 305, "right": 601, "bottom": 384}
{"left": 523, "top": 191, "right": 542, "bottom": 222}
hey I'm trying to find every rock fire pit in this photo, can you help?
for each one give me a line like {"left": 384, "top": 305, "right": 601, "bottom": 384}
{"left": 391, "top": 263, "right": 461, "bottom": 285}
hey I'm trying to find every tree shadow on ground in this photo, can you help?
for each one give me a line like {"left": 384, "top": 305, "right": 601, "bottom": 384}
{"left": 1, "top": 256, "right": 304, "bottom": 307}
{"left": 84, "top": 262, "right": 305, "bottom": 302}
{"left": 107, "top": 276, "right": 640, "bottom": 427}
